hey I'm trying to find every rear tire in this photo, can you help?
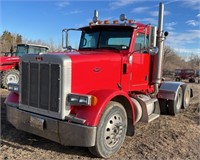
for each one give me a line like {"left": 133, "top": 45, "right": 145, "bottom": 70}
{"left": 89, "top": 101, "right": 127, "bottom": 158}
{"left": 168, "top": 87, "right": 183, "bottom": 115}
{"left": 159, "top": 99, "right": 168, "bottom": 114}
{"left": 181, "top": 85, "right": 191, "bottom": 109}
{"left": 189, "top": 78, "right": 195, "bottom": 83}
{"left": 2, "top": 69, "right": 20, "bottom": 89}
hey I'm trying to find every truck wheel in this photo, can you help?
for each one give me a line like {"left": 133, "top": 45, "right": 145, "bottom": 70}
{"left": 168, "top": 87, "right": 183, "bottom": 115}
{"left": 2, "top": 69, "right": 19, "bottom": 89}
{"left": 159, "top": 99, "right": 168, "bottom": 114}
{"left": 181, "top": 85, "right": 191, "bottom": 109}
{"left": 189, "top": 78, "right": 195, "bottom": 83}
{"left": 89, "top": 101, "right": 127, "bottom": 158}
{"left": 175, "top": 77, "right": 180, "bottom": 81}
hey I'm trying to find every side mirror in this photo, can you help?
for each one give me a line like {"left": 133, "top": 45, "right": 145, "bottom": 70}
{"left": 148, "top": 47, "right": 159, "bottom": 55}
{"left": 62, "top": 29, "right": 68, "bottom": 49}
{"left": 62, "top": 28, "right": 82, "bottom": 49}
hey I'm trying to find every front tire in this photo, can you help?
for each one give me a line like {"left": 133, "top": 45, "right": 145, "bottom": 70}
{"left": 89, "top": 101, "right": 127, "bottom": 158}
{"left": 2, "top": 69, "right": 20, "bottom": 89}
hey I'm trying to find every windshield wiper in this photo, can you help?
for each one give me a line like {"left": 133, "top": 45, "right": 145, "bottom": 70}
{"left": 79, "top": 47, "right": 96, "bottom": 51}
{"left": 98, "top": 47, "right": 120, "bottom": 52}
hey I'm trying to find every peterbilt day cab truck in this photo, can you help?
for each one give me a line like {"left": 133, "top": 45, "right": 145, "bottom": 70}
{"left": 5, "top": 3, "right": 192, "bottom": 158}
{"left": 0, "top": 43, "right": 48, "bottom": 88}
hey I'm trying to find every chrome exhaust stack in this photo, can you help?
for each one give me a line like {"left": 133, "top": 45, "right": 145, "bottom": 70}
{"left": 151, "top": 2, "right": 165, "bottom": 96}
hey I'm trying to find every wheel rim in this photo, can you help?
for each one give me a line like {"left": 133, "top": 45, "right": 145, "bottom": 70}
{"left": 104, "top": 113, "right": 123, "bottom": 148}
{"left": 185, "top": 90, "right": 190, "bottom": 107}
{"left": 6, "top": 74, "right": 19, "bottom": 84}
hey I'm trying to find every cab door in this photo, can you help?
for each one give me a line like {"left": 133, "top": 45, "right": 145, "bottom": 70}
{"left": 130, "top": 31, "right": 151, "bottom": 91}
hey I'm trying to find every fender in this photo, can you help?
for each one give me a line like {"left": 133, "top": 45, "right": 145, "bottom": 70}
{"left": 73, "top": 89, "right": 135, "bottom": 127}
{"left": 158, "top": 81, "right": 184, "bottom": 100}
{"left": 4, "top": 91, "right": 19, "bottom": 107}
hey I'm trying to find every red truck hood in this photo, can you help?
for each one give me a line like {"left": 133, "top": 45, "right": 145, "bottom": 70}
{"left": 0, "top": 56, "right": 20, "bottom": 71}
{"left": 60, "top": 50, "right": 123, "bottom": 93}
{"left": 0, "top": 56, "right": 20, "bottom": 65}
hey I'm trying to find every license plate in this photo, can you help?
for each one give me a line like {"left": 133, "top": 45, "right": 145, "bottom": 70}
{"left": 30, "top": 116, "right": 44, "bottom": 130}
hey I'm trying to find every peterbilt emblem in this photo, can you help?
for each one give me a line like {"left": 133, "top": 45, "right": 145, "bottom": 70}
{"left": 93, "top": 67, "right": 101, "bottom": 72}
{"left": 36, "top": 56, "right": 43, "bottom": 61}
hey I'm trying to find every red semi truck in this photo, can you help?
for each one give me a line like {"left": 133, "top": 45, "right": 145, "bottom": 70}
{"left": 5, "top": 3, "right": 192, "bottom": 158}
{"left": 0, "top": 43, "right": 48, "bottom": 88}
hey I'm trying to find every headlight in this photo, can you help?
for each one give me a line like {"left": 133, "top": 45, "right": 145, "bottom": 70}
{"left": 8, "top": 83, "right": 19, "bottom": 93}
{"left": 67, "top": 93, "right": 97, "bottom": 106}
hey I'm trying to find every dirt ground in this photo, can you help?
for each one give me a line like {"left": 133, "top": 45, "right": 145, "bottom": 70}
{"left": 1, "top": 83, "right": 200, "bottom": 160}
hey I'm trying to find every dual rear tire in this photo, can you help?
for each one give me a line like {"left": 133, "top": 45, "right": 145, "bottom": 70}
{"left": 159, "top": 85, "right": 191, "bottom": 115}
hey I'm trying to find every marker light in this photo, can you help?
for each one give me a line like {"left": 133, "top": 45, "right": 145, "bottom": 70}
{"left": 97, "top": 20, "right": 102, "bottom": 24}
{"left": 113, "top": 20, "right": 119, "bottom": 24}
{"left": 104, "top": 20, "right": 110, "bottom": 24}
{"left": 89, "top": 22, "right": 94, "bottom": 26}
{"left": 128, "top": 20, "right": 134, "bottom": 24}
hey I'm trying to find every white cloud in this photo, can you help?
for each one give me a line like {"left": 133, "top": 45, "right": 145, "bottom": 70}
{"left": 186, "top": 20, "right": 199, "bottom": 26}
{"left": 109, "top": 0, "right": 135, "bottom": 9}
{"left": 57, "top": 1, "right": 70, "bottom": 8}
{"left": 136, "top": 18, "right": 157, "bottom": 25}
{"left": 166, "top": 30, "right": 200, "bottom": 56}
{"left": 64, "top": 10, "right": 82, "bottom": 15}
{"left": 168, "top": 30, "right": 200, "bottom": 43}
{"left": 173, "top": 48, "right": 200, "bottom": 58}
{"left": 131, "top": 7, "right": 149, "bottom": 13}
{"left": 183, "top": 0, "right": 200, "bottom": 10}
{"left": 165, "top": 22, "right": 177, "bottom": 31}
{"left": 197, "top": 14, "right": 200, "bottom": 17}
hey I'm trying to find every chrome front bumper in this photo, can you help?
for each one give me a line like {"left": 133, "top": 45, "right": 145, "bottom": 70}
{"left": 6, "top": 105, "right": 96, "bottom": 147}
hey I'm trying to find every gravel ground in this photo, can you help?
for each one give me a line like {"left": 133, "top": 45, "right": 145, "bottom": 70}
{"left": 1, "top": 83, "right": 200, "bottom": 160}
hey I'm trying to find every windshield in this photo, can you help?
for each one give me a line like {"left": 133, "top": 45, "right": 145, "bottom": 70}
{"left": 28, "top": 46, "right": 48, "bottom": 54}
{"left": 16, "top": 45, "right": 28, "bottom": 56}
{"left": 79, "top": 29, "right": 132, "bottom": 50}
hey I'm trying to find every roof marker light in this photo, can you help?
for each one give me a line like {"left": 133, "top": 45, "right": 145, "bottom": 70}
{"left": 128, "top": 20, "right": 134, "bottom": 24}
{"left": 113, "top": 20, "right": 119, "bottom": 24}
{"left": 104, "top": 20, "right": 109, "bottom": 24}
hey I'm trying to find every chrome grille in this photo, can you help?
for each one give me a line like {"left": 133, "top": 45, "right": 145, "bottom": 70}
{"left": 21, "top": 62, "right": 60, "bottom": 112}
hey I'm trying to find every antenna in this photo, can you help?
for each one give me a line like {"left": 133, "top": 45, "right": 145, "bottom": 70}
{"left": 93, "top": 10, "right": 98, "bottom": 24}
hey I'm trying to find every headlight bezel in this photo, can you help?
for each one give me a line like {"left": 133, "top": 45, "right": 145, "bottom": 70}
{"left": 67, "top": 93, "right": 97, "bottom": 106}
{"left": 8, "top": 83, "right": 20, "bottom": 93}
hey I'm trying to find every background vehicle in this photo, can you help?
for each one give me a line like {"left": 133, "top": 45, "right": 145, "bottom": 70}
{"left": 0, "top": 43, "right": 48, "bottom": 88}
{"left": 197, "top": 69, "right": 200, "bottom": 83}
{"left": 175, "top": 69, "right": 196, "bottom": 82}
{"left": 5, "top": 3, "right": 192, "bottom": 158}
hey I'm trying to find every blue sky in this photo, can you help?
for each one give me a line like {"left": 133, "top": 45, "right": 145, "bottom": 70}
{"left": 1, "top": 0, "right": 200, "bottom": 58}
